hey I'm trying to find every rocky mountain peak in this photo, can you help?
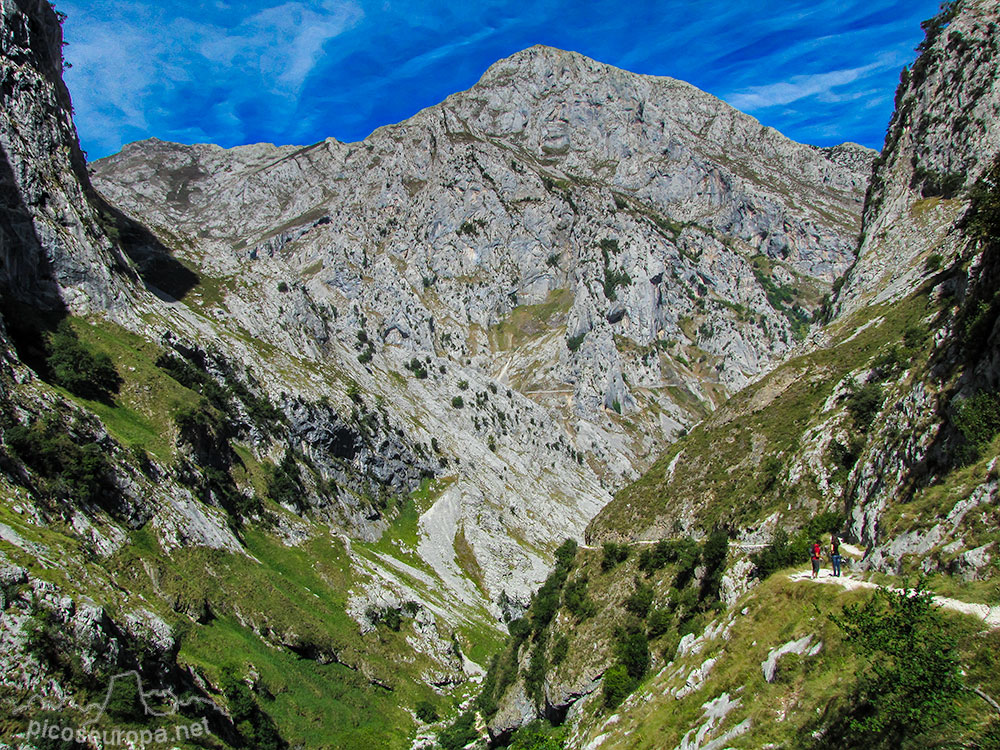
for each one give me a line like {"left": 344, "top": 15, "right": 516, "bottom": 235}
{"left": 6, "top": 2, "right": 1000, "bottom": 749}
{"left": 87, "top": 43, "right": 877, "bottom": 605}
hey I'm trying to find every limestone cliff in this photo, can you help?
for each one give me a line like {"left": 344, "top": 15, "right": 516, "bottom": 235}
{"left": 480, "top": 2, "right": 1000, "bottom": 747}
{"left": 0, "top": 0, "right": 137, "bottom": 313}
{"left": 89, "top": 47, "right": 871, "bottom": 608}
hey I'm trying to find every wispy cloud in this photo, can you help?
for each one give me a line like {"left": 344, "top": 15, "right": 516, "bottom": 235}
{"left": 725, "top": 55, "right": 899, "bottom": 111}
{"left": 57, "top": 0, "right": 943, "bottom": 158}
{"left": 60, "top": 0, "right": 362, "bottom": 156}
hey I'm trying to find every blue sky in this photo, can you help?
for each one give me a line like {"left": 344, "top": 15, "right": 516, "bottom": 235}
{"left": 58, "top": 0, "right": 945, "bottom": 160}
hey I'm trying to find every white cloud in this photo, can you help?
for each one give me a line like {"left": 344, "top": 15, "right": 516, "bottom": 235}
{"left": 188, "top": 1, "right": 364, "bottom": 94}
{"left": 726, "top": 64, "right": 876, "bottom": 110}
{"left": 723, "top": 50, "right": 905, "bottom": 112}
{"left": 60, "top": 0, "right": 362, "bottom": 155}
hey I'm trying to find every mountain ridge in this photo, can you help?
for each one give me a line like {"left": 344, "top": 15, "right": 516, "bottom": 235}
{"left": 475, "top": 2, "right": 1000, "bottom": 746}
{"left": 12, "top": 6, "right": 995, "bottom": 750}
{"left": 88, "top": 41, "right": 873, "bottom": 612}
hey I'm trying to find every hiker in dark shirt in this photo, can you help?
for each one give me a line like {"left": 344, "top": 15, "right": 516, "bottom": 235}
{"left": 831, "top": 535, "right": 842, "bottom": 577}
{"left": 811, "top": 540, "right": 822, "bottom": 579}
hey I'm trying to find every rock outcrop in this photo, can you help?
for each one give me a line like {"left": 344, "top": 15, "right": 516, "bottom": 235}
{"left": 88, "top": 45, "right": 872, "bottom": 609}
{"left": 0, "top": 0, "right": 137, "bottom": 313}
{"left": 837, "top": 0, "right": 1000, "bottom": 316}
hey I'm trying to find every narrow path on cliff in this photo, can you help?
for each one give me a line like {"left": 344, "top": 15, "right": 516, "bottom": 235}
{"left": 787, "top": 568, "right": 1000, "bottom": 629}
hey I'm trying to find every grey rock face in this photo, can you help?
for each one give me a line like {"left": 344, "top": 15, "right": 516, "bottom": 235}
{"left": 837, "top": 0, "right": 1000, "bottom": 316}
{"left": 0, "top": 0, "right": 136, "bottom": 313}
{"left": 93, "top": 47, "right": 869, "bottom": 436}
{"left": 89, "top": 46, "right": 869, "bottom": 605}
{"left": 761, "top": 635, "right": 821, "bottom": 683}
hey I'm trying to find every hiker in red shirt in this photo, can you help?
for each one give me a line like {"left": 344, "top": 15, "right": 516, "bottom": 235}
{"left": 811, "top": 540, "right": 822, "bottom": 579}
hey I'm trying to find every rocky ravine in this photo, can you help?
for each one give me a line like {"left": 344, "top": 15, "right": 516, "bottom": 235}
{"left": 91, "top": 45, "right": 872, "bottom": 605}
{"left": 483, "top": 2, "right": 1000, "bottom": 746}
{"left": 0, "top": 1, "right": 897, "bottom": 745}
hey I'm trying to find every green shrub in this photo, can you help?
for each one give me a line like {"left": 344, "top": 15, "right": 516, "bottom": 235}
{"left": 602, "top": 267, "right": 632, "bottom": 301}
{"left": 553, "top": 538, "right": 578, "bottom": 568}
{"left": 566, "top": 333, "right": 585, "bottom": 352}
{"left": 952, "top": 391, "right": 1000, "bottom": 465}
{"left": 46, "top": 320, "right": 121, "bottom": 401}
{"left": 647, "top": 607, "right": 672, "bottom": 639}
{"left": 829, "top": 584, "right": 963, "bottom": 748}
{"left": 751, "top": 513, "right": 844, "bottom": 580}
{"left": 438, "top": 711, "right": 477, "bottom": 750}
{"left": 221, "top": 669, "right": 285, "bottom": 750}
{"left": 5, "top": 417, "right": 115, "bottom": 508}
{"left": 451, "top": 396, "right": 464, "bottom": 409}
{"left": 156, "top": 352, "right": 224, "bottom": 408}
{"left": 509, "top": 721, "right": 567, "bottom": 749}
{"left": 671, "top": 538, "right": 701, "bottom": 589}
{"left": 404, "top": 357, "right": 428, "bottom": 379}
{"left": 106, "top": 675, "right": 144, "bottom": 720}
{"left": 201, "top": 465, "right": 258, "bottom": 524}
{"left": 638, "top": 540, "right": 671, "bottom": 573}
{"left": 563, "top": 576, "right": 597, "bottom": 620}
{"left": 846, "top": 382, "right": 884, "bottom": 432}
{"left": 828, "top": 438, "right": 861, "bottom": 474}
{"left": 615, "top": 625, "right": 650, "bottom": 680}
{"left": 268, "top": 448, "right": 304, "bottom": 511}
{"left": 129, "top": 444, "right": 153, "bottom": 476}
{"left": 601, "top": 542, "right": 629, "bottom": 571}
{"left": 750, "top": 528, "right": 796, "bottom": 580}
{"left": 458, "top": 219, "right": 486, "bottom": 236}
{"left": 383, "top": 607, "right": 402, "bottom": 632}
{"left": 602, "top": 663, "right": 632, "bottom": 709}
{"left": 669, "top": 586, "right": 698, "bottom": 619}
{"left": 532, "top": 573, "right": 567, "bottom": 633}
{"left": 759, "top": 454, "right": 784, "bottom": 493}
{"left": 967, "top": 155, "right": 1000, "bottom": 241}
{"left": 924, "top": 253, "right": 944, "bottom": 272}
{"left": 624, "top": 579, "right": 654, "bottom": 618}
{"left": 414, "top": 700, "right": 438, "bottom": 723}
{"left": 872, "top": 345, "right": 907, "bottom": 379}
{"left": 508, "top": 617, "right": 532, "bottom": 641}
{"left": 635, "top": 538, "right": 700, "bottom": 579}
{"left": 601, "top": 624, "right": 650, "bottom": 708}
{"left": 524, "top": 637, "right": 548, "bottom": 703}
{"left": 903, "top": 324, "right": 929, "bottom": 350}
{"left": 277, "top": 281, "right": 289, "bottom": 292}
{"left": 550, "top": 634, "right": 569, "bottom": 665}
{"left": 698, "top": 529, "right": 729, "bottom": 606}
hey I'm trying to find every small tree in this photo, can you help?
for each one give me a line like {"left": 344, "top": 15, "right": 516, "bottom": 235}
{"left": 624, "top": 579, "right": 654, "bottom": 618}
{"left": 47, "top": 320, "right": 121, "bottom": 401}
{"left": 414, "top": 700, "right": 438, "bottom": 723}
{"left": 602, "top": 663, "right": 632, "bottom": 708}
{"left": 601, "top": 542, "right": 629, "bottom": 571}
{"left": 829, "top": 584, "right": 963, "bottom": 747}
{"left": 846, "top": 382, "right": 884, "bottom": 432}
